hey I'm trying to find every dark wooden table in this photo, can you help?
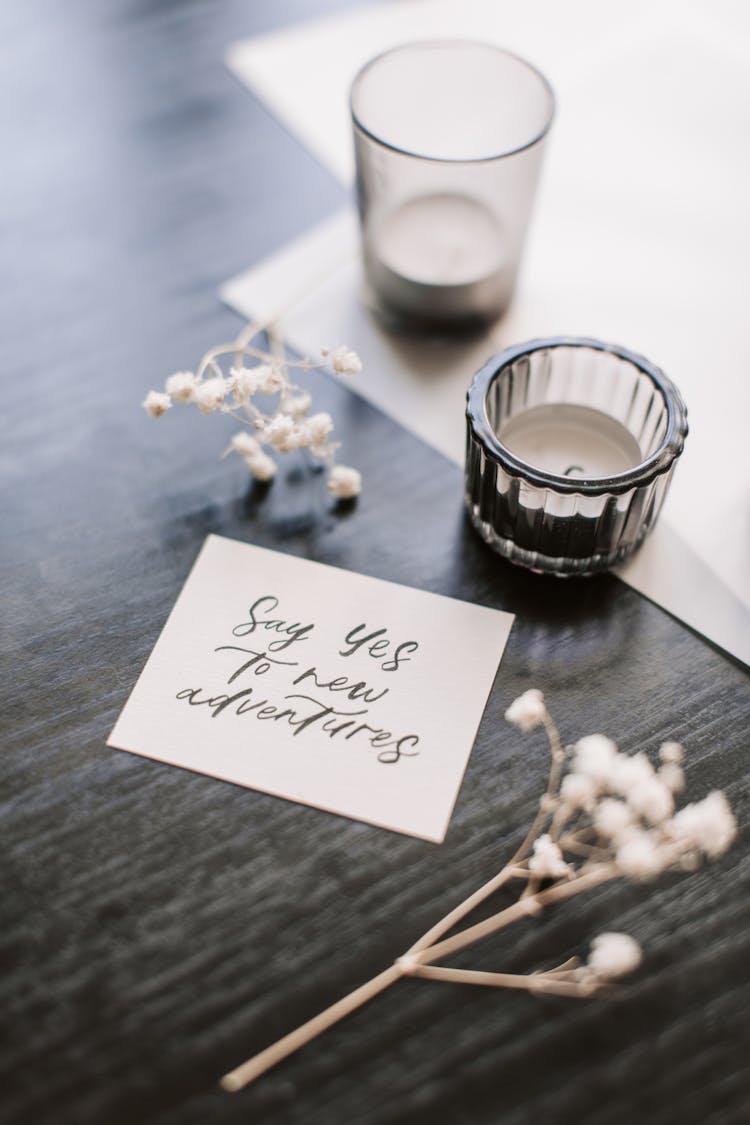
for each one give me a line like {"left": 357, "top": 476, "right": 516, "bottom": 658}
{"left": 2, "top": 3, "right": 748, "bottom": 1123}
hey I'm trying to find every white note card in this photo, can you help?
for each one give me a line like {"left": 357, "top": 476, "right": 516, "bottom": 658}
{"left": 107, "top": 536, "right": 514, "bottom": 843}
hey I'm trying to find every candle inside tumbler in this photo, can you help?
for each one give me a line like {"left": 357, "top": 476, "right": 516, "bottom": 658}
{"left": 367, "top": 193, "right": 509, "bottom": 321}
{"left": 499, "top": 404, "right": 643, "bottom": 479}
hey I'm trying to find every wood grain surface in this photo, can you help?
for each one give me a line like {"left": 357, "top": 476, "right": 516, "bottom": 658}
{"left": 1, "top": 3, "right": 748, "bottom": 1124}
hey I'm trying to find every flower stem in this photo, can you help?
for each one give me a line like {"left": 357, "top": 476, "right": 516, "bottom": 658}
{"left": 412, "top": 865, "right": 617, "bottom": 967}
{"left": 405, "top": 865, "right": 523, "bottom": 956}
{"left": 220, "top": 963, "right": 403, "bottom": 1092}
{"left": 409, "top": 964, "right": 601, "bottom": 998}
{"left": 407, "top": 709, "right": 564, "bottom": 956}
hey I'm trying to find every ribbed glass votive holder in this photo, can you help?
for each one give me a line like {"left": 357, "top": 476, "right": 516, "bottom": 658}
{"left": 465, "top": 337, "right": 689, "bottom": 576}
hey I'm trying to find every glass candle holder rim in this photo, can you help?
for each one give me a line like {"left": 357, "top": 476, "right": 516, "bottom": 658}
{"left": 350, "top": 39, "right": 556, "bottom": 165}
{"left": 465, "top": 336, "right": 689, "bottom": 496}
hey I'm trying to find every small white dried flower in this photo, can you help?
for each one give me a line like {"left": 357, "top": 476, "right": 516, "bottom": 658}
{"left": 658, "top": 762, "right": 685, "bottom": 794}
{"left": 265, "top": 413, "right": 304, "bottom": 453}
{"left": 528, "top": 834, "right": 570, "bottom": 879}
{"left": 504, "top": 689, "right": 546, "bottom": 733}
{"left": 328, "top": 345, "right": 362, "bottom": 376}
{"left": 195, "top": 377, "right": 227, "bottom": 414}
{"left": 667, "top": 791, "right": 737, "bottom": 859}
{"left": 288, "top": 428, "right": 310, "bottom": 451}
{"left": 305, "top": 412, "right": 334, "bottom": 446}
{"left": 593, "top": 797, "right": 633, "bottom": 840}
{"left": 559, "top": 771, "right": 599, "bottom": 811}
{"left": 572, "top": 734, "right": 618, "bottom": 782}
{"left": 245, "top": 451, "right": 277, "bottom": 482}
{"left": 256, "top": 365, "right": 286, "bottom": 396}
{"left": 610, "top": 752, "right": 655, "bottom": 796}
{"left": 227, "top": 366, "right": 261, "bottom": 403}
{"left": 143, "top": 391, "right": 171, "bottom": 418}
{"left": 230, "top": 432, "right": 261, "bottom": 457}
{"left": 659, "top": 741, "right": 684, "bottom": 765}
{"left": 165, "top": 371, "right": 196, "bottom": 402}
{"left": 282, "top": 392, "right": 312, "bottom": 418}
{"left": 327, "top": 465, "right": 362, "bottom": 499}
{"left": 588, "top": 932, "right": 642, "bottom": 979}
{"left": 268, "top": 414, "right": 310, "bottom": 452}
{"left": 627, "top": 777, "right": 674, "bottom": 824}
{"left": 615, "top": 829, "right": 666, "bottom": 881}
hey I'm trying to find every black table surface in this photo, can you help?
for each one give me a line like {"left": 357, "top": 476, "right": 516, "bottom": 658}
{"left": 2, "top": 3, "right": 749, "bottom": 1124}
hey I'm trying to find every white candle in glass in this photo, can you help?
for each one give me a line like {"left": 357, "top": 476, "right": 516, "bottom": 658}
{"left": 366, "top": 193, "right": 509, "bottom": 322}
{"left": 499, "top": 404, "right": 643, "bottom": 479}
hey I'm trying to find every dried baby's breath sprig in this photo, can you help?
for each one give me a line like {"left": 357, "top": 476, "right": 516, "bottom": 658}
{"left": 220, "top": 690, "right": 736, "bottom": 1093}
{"left": 143, "top": 321, "right": 362, "bottom": 498}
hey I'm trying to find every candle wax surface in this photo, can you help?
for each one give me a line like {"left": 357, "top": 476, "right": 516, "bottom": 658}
{"left": 366, "top": 193, "right": 510, "bottom": 322}
{"left": 498, "top": 404, "right": 643, "bottom": 479}
{"left": 375, "top": 193, "right": 505, "bottom": 286}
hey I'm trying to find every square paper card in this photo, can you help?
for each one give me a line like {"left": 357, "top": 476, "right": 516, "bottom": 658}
{"left": 108, "top": 535, "right": 514, "bottom": 843}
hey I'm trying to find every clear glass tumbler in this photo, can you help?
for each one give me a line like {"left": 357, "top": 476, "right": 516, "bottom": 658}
{"left": 350, "top": 41, "right": 555, "bottom": 333}
{"left": 465, "top": 338, "right": 689, "bottom": 576}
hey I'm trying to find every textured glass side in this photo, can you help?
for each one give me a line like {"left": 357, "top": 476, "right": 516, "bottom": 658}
{"left": 464, "top": 454, "right": 675, "bottom": 574}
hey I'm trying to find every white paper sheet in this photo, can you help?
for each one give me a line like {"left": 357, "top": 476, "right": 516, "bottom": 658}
{"left": 108, "top": 536, "right": 514, "bottom": 843}
{"left": 223, "top": 0, "right": 750, "bottom": 664}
